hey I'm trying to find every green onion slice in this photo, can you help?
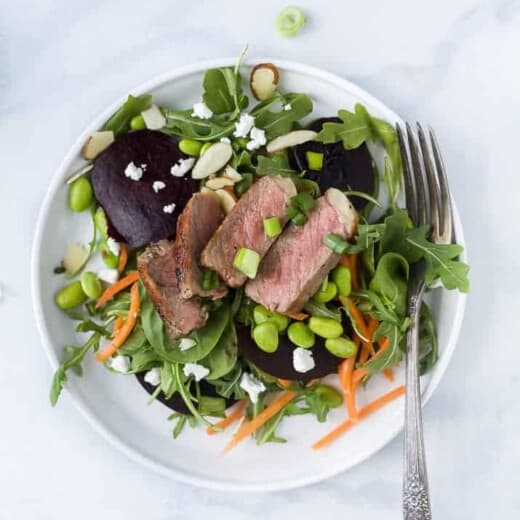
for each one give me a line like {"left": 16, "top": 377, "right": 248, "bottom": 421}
{"left": 233, "top": 248, "right": 261, "bottom": 279}
{"left": 276, "top": 6, "right": 306, "bottom": 37}
{"left": 323, "top": 233, "right": 349, "bottom": 254}
{"left": 263, "top": 216, "right": 282, "bottom": 238}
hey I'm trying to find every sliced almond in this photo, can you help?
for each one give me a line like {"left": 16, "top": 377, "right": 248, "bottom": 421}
{"left": 192, "top": 142, "right": 233, "bottom": 179}
{"left": 141, "top": 104, "right": 166, "bottom": 130}
{"left": 266, "top": 130, "right": 317, "bottom": 153}
{"left": 222, "top": 165, "right": 243, "bottom": 183}
{"left": 325, "top": 188, "right": 359, "bottom": 237}
{"left": 214, "top": 188, "right": 236, "bottom": 214}
{"left": 250, "top": 63, "right": 280, "bottom": 101}
{"left": 82, "top": 131, "right": 115, "bottom": 160}
{"left": 65, "top": 163, "right": 94, "bottom": 185}
{"left": 63, "top": 243, "right": 89, "bottom": 277}
{"left": 205, "top": 176, "right": 235, "bottom": 190}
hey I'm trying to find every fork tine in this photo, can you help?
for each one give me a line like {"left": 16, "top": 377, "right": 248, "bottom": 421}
{"left": 396, "top": 124, "right": 418, "bottom": 224}
{"left": 406, "top": 123, "right": 428, "bottom": 227}
{"left": 429, "top": 127, "right": 454, "bottom": 243}
{"left": 417, "top": 123, "right": 441, "bottom": 240}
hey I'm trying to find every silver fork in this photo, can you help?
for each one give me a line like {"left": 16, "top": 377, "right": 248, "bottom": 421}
{"left": 396, "top": 123, "right": 453, "bottom": 520}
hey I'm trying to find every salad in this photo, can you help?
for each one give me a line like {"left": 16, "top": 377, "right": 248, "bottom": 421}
{"left": 49, "top": 50, "right": 469, "bottom": 452}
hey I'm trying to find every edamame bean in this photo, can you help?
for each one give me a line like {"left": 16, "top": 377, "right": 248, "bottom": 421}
{"left": 324, "top": 337, "right": 358, "bottom": 358}
{"left": 312, "top": 281, "right": 338, "bottom": 303}
{"left": 69, "top": 177, "right": 93, "bottom": 212}
{"left": 199, "top": 142, "right": 213, "bottom": 156}
{"left": 253, "top": 321, "right": 279, "bottom": 353}
{"left": 55, "top": 281, "right": 87, "bottom": 310}
{"left": 94, "top": 207, "right": 108, "bottom": 239}
{"left": 179, "top": 139, "right": 202, "bottom": 156}
{"left": 287, "top": 322, "right": 315, "bottom": 348}
{"left": 253, "top": 305, "right": 289, "bottom": 332}
{"left": 308, "top": 316, "right": 343, "bottom": 339}
{"left": 331, "top": 265, "right": 351, "bottom": 297}
{"left": 99, "top": 241, "right": 119, "bottom": 268}
{"left": 130, "top": 114, "right": 146, "bottom": 130}
{"left": 80, "top": 271, "right": 103, "bottom": 299}
{"left": 314, "top": 384, "right": 343, "bottom": 408}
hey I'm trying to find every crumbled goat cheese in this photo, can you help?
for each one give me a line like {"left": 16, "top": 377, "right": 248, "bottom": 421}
{"left": 124, "top": 161, "right": 144, "bottom": 181}
{"left": 178, "top": 338, "right": 197, "bottom": 351}
{"left": 239, "top": 372, "right": 266, "bottom": 404}
{"left": 283, "top": 103, "right": 292, "bottom": 111}
{"left": 152, "top": 180, "right": 166, "bottom": 193}
{"left": 144, "top": 367, "right": 161, "bottom": 386}
{"left": 98, "top": 268, "right": 119, "bottom": 284}
{"left": 246, "top": 127, "right": 267, "bottom": 151}
{"left": 106, "top": 237, "right": 120, "bottom": 256}
{"left": 141, "top": 164, "right": 148, "bottom": 171}
{"left": 220, "top": 137, "right": 231, "bottom": 144}
{"left": 192, "top": 102, "right": 213, "bottom": 119}
{"left": 293, "top": 347, "right": 315, "bottom": 373}
{"left": 233, "top": 113, "right": 255, "bottom": 138}
{"left": 163, "top": 203, "right": 176, "bottom": 214}
{"left": 170, "top": 157, "right": 195, "bottom": 177}
{"left": 109, "top": 355, "right": 131, "bottom": 373}
{"left": 183, "top": 363, "right": 210, "bottom": 382}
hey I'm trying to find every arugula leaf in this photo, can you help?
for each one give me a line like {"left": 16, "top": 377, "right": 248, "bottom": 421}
{"left": 379, "top": 209, "right": 421, "bottom": 262}
{"left": 209, "top": 364, "right": 246, "bottom": 400}
{"left": 163, "top": 109, "right": 234, "bottom": 141}
{"left": 362, "top": 322, "right": 403, "bottom": 376}
{"left": 303, "top": 300, "right": 342, "bottom": 321}
{"left": 75, "top": 319, "right": 112, "bottom": 337}
{"left": 317, "top": 105, "right": 371, "bottom": 149}
{"left": 160, "top": 363, "right": 177, "bottom": 398}
{"left": 202, "top": 67, "right": 248, "bottom": 117}
{"left": 256, "top": 153, "right": 297, "bottom": 177}
{"left": 168, "top": 412, "right": 197, "bottom": 439}
{"left": 103, "top": 94, "right": 152, "bottom": 135}
{"left": 419, "top": 302, "right": 438, "bottom": 375}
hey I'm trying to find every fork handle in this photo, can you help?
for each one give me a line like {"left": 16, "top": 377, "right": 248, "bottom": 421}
{"left": 403, "top": 276, "right": 432, "bottom": 519}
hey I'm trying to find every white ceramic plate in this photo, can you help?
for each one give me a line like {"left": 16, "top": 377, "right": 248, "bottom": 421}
{"left": 32, "top": 58, "right": 467, "bottom": 491}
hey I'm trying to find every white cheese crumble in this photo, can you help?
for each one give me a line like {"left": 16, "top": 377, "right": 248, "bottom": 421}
{"left": 233, "top": 113, "right": 255, "bottom": 138}
{"left": 141, "top": 164, "right": 148, "bottom": 171}
{"left": 124, "top": 161, "right": 144, "bottom": 181}
{"left": 192, "top": 102, "right": 213, "bottom": 119}
{"left": 239, "top": 372, "right": 266, "bottom": 404}
{"left": 178, "top": 338, "right": 197, "bottom": 351}
{"left": 220, "top": 137, "right": 231, "bottom": 144}
{"left": 246, "top": 127, "right": 267, "bottom": 151}
{"left": 183, "top": 363, "right": 210, "bottom": 381}
{"left": 98, "top": 268, "right": 119, "bottom": 284}
{"left": 152, "top": 180, "right": 166, "bottom": 193}
{"left": 293, "top": 347, "right": 315, "bottom": 373}
{"left": 144, "top": 367, "right": 161, "bottom": 386}
{"left": 108, "top": 355, "right": 131, "bottom": 373}
{"left": 106, "top": 237, "right": 120, "bottom": 256}
{"left": 170, "top": 157, "right": 195, "bottom": 177}
{"left": 163, "top": 203, "right": 176, "bottom": 214}
{"left": 283, "top": 103, "right": 292, "bottom": 111}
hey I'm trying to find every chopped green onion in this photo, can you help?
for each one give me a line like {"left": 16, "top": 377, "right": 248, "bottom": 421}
{"left": 286, "top": 205, "right": 300, "bottom": 219}
{"left": 323, "top": 233, "right": 349, "bottom": 254}
{"left": 306, "top": 151, "right": 324, "bottom": 171}
{"left": 344, "top": 190, "right": 382, "bottom": 207}
{"left": 263, "top": 216, "right": 282, "bottom": 238}
{"left": 201, "top": 269, "right": 219, "bottom": 290}
{"left": 292, "top": 192, "right": 316, "bottom": 213}
{"left": 233, "top": 248, "right": 261, "bottom": 279}
{"left": 276, "top": 5, "right": 306, "bottom": 38}
{"left": 291, "top": 211, "right": 307, "bottom": 226}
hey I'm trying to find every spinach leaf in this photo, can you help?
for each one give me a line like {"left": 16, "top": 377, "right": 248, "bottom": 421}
{"left": 202, "top": 67, "right": 248, "bottom": 117}
{"left": 103, "top": 94, "right": 152, "bottom": 135}
{"left": 130, "top": 348, "right": 160, "bottom": 373}
{"left": 379, "top": 209, "right": 422, "bottom": 262}
{"left": 118, "top": 326, "right": 147, "bottom": 355}
{"left": 160, "top": 362, "right": 177, "bottom": 398}
{"left": 209, "top": 363, "right": 246, "bottom": 400}
{"left": 140, "top": 296, "right": 165, "bottom": 352}
{"left": 163, "top": 109, "right": 234, "bottom": 141}
{"left": 203, "top": 321, "right": 238, "bottom": 380}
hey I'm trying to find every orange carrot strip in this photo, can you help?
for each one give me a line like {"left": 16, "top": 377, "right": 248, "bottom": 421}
{"left": 117, "top": 244, "right": 128, "bottom": 275}
{"left": 312, "top": 386, "right": 405, "bottom": 450}
{"left": 284, "top": 311, "right": 309, "bottom": 321}
{"left": 96, "top": 283, "right": 140, "bottom": 362}
{"left": 278, "top": 379, "right": 292, "bottom": 389}
{"left": 349, "top": 254, "right": 360, "bottom": 290}
{"left": 222, "top": 391, "right": 298, "bottom": 454}
{"left": 383, "top": 369, "right": 395, "bottom": 382}
{"left": 113, "top": 316, "right": 124, "bottom": 337}
{"left": 339, "top": 357, "right": 358, "bottom": 420}
{"left": 360, "top": 317, "right": 379, "bottom": 363}
{"left": 95, "top": 271, "right": 139, "bottom": 309}
{"left": 341, "top": 296, "right": 371, "bottom": 340}
{"left": 206, "top": 401, "right": 248, "bottom": 435}
{"left": 353, "top": 368, "right": 368, "bottom": 384}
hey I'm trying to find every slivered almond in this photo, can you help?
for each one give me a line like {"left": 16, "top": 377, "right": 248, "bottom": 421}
{"left": 250, "top": 63, "right": 279, "bottom": 101}
{"left": 141, "top": 104, "right": 166, "bottom": 130}
{"left": 82, "top": 131, "right": 115, "bottom": 160}
{"left": 222, "top": 165, "right": 243, "bottom": 182}
{"left": 205, "top": 176, "right": 235, "bottom": 190}
{"left": 214, "top": 188, "right": 236, "bottom": 214}
{"left": 266, "top": 130, "right": 317, "bottom": 153}
{"left": 192, "top": 142, "right": 233, "bottom": 179}
{"left": 63, "top": 243, "right": 89, "bottom": 277}
{"left": 65, "top": 163, "right": 94, "bottom": 184}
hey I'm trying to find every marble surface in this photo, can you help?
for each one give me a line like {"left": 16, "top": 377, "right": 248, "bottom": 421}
{"left": 1, "top": 0, "right": 519, "bottom": 518}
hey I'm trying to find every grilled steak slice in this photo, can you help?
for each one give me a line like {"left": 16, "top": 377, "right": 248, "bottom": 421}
{"left": 137, "top": 240, "right": 207, "bottom": 339}
{"left": 245, "top": 188, "right": 358, "bottom": 313}
{"left": 201, "top": 175, "right": 296, "bottom": 288}
{"left": 175, "top": 191, "right": 227, "bottom": 299}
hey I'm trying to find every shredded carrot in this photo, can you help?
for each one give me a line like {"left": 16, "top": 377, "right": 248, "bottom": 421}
{"left": 349, "top": 254, "right": 360, "bottom": 289}
{"left": 360, "top": 316, "right": 379, "bottom": 364}
{"left": 117, "top": 244, "right": 128, "bottom": 274}
{"left": 284, "top": 311, "right": 309, "bottom": 321}
{"left": 222, "top": 391, "right": 297, "bottom": 454}
{"left": 113, "top": 316, "right": 124, "bottom": 337}
{"left": 206, "top": 401, "right": 248, "bottom": 435}
{"left": 312, "top": 386, "right": 405, "bottom": 450}
{"left": 96, "top": 283, "right": 140, "bottom": 362}
{"left": 383, "top": 369, "right": 395, "bottom": 382}
{"left": 353, "top": 368, "right": 368, "bottom": 384}
{"left": 278, "top": 379, "right": 292, "bottom": 389}
{"left": 95, "top": 271, "right": 139, "bottom": 309}
{"left": 341, "top": 296, "right": 370, "bottom": 340}
{"left": 339, "top": 357, "right": 358, "bottom": 420}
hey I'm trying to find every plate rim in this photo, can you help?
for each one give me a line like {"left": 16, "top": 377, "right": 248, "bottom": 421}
{"left": 31, "top": 57, "right": 467, "bottom": 492}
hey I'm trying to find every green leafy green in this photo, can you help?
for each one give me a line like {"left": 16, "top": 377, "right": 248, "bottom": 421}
{"left": 130, "top": 348, "right": 160, "bottom": 373}
{"left": 256, "top": 153, "right": 297, "bottom": 177}
{"left": 103, "top": 94, "right": 152, "bottom": 135}
{"left": 163, "top": 110, "right": 234, "bottom": 141}
{"left": 169, "top": 412, "right": 197, "bottom": 439}
{"left": 362, "top": 322, "right": 403, "bottom": 376}
{"left": 202, "top": 67, "right": 248, "bottom": 117}
{"left": 419, "top": 303, "right": 438, "bottom": 375}
{"left": 203, "top": 321, "right": 238, "bottom": 380}
{"left": 303, "top": 300, "right": 342, "bottom": 321}
{"left": 317, "top": 105, "right": 371, "bottom": 149}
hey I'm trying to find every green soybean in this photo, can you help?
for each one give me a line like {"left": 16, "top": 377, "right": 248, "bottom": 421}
{"left": 308, "top": 316, "right": 343, "bottom": 339}
{"left": 69, "top": 177, "right": 93, "bottom": 212}
{"left": 179, "top": 139, "right": 202, "bottom": 156}
{"left": 253, "top": 321, "right": 279, "bottom": 353}
{"left": 332, "top": 265, "right": 351, "bottom": 297}
{"left": 55, "top": 281, "right": 87, "bottom": 310}
{"left": 80, "top": 271, "right": 102, "bottom": 299}
{"left": 130, "top": 114, "right": 146, "bottom": 130}
{"left": 253, "top": 305, "right": 289, "bottom": 332}
{"left": 313, "top": 281, "right": 338, "bottom": 303}
{"left": 99, "top": 241, "right": 119, "bottom": 268}
{"left": 314, "top": 384, "right": 344, "bottom": 408}
{"left": 287, "top": 322, "right": 315, "bottom": 349}
{"left": 94, "top": 207, "right": 108, "bottom": 239}
{"left": 325, "top": 337, "right": 358, "bottom": 358}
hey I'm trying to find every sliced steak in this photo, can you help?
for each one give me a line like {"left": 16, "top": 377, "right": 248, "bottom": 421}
{"left": 245, "top": 188, "right": 358, "bottom": 313}
{"left": 201, "top": 175, "right": 297, "bottom": 288}
{"left": 174, "top": 191, "right": 227, "bottom": 299}
{"left": 137, "top": 240, "right": 207, "bottom": 339}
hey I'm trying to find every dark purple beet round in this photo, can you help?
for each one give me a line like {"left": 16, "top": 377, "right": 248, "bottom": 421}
{"left": 91, "top": 130, "right": 197, "bottom": 248}
{"left": 135, "top": 372, "right": 235, "bottom": 415}
{"left": 290, "top": 117, "right": 375, "bottom": 211}
{"left": 237, "top": 326, "right": 343, "bottom": 383}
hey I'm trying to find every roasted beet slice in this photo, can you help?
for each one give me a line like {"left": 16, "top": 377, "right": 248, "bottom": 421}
{"left": 135, "top": 373, "right": 235, "bottom": 415}
{"left": 91, "top": 130, "right": 197, "bottom": 248}
{"left": 237, "top": 326, "right": 342, "bottom": 382}
{"left": 290, "top": 117, "right": 375, "bottom": 210}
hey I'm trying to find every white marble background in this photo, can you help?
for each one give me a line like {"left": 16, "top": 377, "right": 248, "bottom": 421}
{"left": 1, "top": 0, "right": 519, "bottom": 518}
